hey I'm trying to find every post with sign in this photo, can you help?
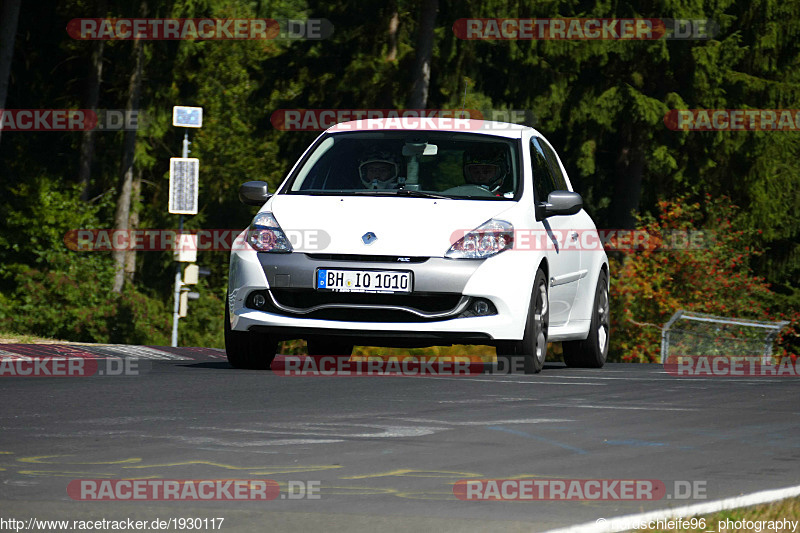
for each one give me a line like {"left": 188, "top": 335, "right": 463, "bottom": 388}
{"left": 180, "top": 264, "right": 211, "bottom": 317}
{"left": 170, "top": 106, "right": 203, "bottom": 347}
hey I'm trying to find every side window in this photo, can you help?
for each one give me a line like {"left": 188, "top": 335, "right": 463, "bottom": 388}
{"left": 530, "top": 138, "right": 557, "bottom": 203}
{"left": 538, "top": 139, "right": 568, "bottom": 191}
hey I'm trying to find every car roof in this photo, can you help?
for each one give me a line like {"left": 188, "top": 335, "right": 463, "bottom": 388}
{"left": 325, "top": 118, "right": 534, "bottom": 139}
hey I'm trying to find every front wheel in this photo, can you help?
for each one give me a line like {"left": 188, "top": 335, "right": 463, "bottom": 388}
{"left": 498, "top": 268, "right": 549, "bottom": 374}
{"left": 224, "top": 303, "right": 278, "bottom": 369}
{"left": 563, "top": 270, "right": 609, "bottom": 368}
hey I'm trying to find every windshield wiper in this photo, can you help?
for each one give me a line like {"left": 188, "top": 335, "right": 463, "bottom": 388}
{"left": 394, "top": 189, "right": 449, "bottom": 199}
{"left": 305, "top": 189, "right": 450, "bottom": 198}
{"left": 349, "top": 190, "right": 398, "bottom": 195}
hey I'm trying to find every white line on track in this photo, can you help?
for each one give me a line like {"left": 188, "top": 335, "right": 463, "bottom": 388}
{"left": 420, "top": 375, "right": 777, "bottom": 386}
{"left": 541, "top": 374, "right": 714, "bottom": 380}
{"left": 538, "top": 373, "right": 784, "bottom": 383}
{"left": 418, "top": 377, "right": 607, "bottom": 385}
{"left": 536, "top": 403, "right": 697, "bottom": 411}
{"left": 544, "top": 483, "right": 800, "bottom": 533}
{"left": 393, "top": 418, "right": 572, "bottom": 426}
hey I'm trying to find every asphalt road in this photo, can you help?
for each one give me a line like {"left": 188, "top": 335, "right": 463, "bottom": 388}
{"left": 1, "top": 344, "right": 798, "bottom": 532}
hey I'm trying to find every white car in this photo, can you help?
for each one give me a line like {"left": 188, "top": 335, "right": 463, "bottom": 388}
{"left": 225, "top": 119, "right": 609, "bottom": 373}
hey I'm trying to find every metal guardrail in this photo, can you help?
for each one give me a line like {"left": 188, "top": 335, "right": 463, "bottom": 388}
{"left": 660, "top": 310, "right": 789, "bottom": 363}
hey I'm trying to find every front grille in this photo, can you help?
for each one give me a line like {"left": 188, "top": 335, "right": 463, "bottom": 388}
{"left": 293, "top": 308, "right": 444, "bottom": 322}
{"left": 247, "top": 288, "right": 468, "bottom": 323}
{"left": 305, "top": 253, "right": 429, "bottom": 263}
{"left": 272, "top": 288, "right": 461, "bottom": 313}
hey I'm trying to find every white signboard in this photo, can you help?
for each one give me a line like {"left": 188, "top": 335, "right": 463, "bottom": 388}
{"left": 169, "top": 157, "right": 199, "bottom": 215}
{"left": 172, "top": 106, "right": 203, "bottom": 128}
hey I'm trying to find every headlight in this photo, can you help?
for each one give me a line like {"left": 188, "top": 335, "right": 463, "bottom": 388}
{"left": 246, "top": 212, "right": 293, "bottom": 253}
{"left": 446, "top": 219, "right": 514, "bottom": 259}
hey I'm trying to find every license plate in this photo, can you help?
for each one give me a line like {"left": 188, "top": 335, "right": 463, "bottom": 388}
{"left": 316, "top": 269, "right": 412, "bottom": 293}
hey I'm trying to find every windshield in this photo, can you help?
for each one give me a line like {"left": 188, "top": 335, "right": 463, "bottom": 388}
{"left": 283, "top": 132, "right": 521, "bottom": 199}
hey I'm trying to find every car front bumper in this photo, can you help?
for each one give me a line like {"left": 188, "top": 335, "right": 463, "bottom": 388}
{"left": 228, "top": 247, "right": 537, "bottom": 343}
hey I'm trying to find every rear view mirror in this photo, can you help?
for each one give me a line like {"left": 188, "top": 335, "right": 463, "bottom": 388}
{"left": 402, "top": 142, "right": 438, "bottom": 156}
{"left": 239, "top": 181, "right": 271, "bottom": 206}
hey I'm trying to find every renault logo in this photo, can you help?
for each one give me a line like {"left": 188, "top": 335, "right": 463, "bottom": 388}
{"left": 362, "top": 232, "right": 377, "bottom": 245}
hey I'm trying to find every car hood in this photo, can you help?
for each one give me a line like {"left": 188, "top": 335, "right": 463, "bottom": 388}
{"left": 265, "top": 194, "right": 515, "bottom": 257}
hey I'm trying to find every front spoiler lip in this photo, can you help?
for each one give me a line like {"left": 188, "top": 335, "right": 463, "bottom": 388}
{"left": 248, "top": 324, "right": 494, "bottom": 346}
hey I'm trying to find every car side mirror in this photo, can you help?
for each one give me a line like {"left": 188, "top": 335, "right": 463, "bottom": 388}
{"left": 535, "top": 190, "right": 583, "bottom": 220}
{"left": 239, "top": 181, "right": 271, "bottom": 206}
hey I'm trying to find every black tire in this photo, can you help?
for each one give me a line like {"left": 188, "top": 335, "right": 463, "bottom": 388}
{"left": 306, "top": 338, "right": 353, "bottom": 357}
{"left": 498, "top": 268, "right": 549, "bottom": 374}
{"left": 563, "top": 269, "right": 609, "bottom": 368}
{"left": 224, "top": 303, "right": 278, "bottom": 369}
